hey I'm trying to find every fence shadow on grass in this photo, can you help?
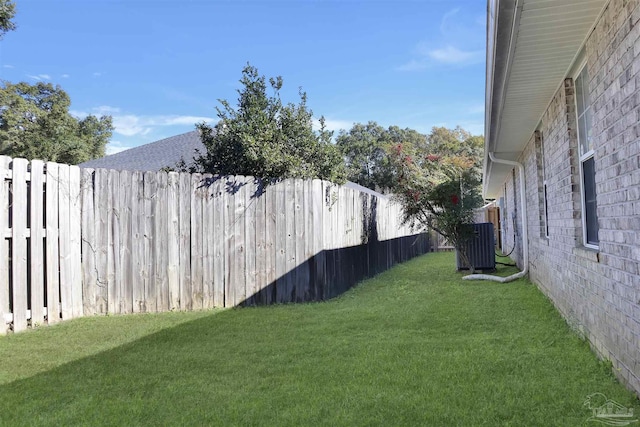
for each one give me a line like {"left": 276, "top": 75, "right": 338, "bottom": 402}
{"left": 243, "top": 233, "right": 432, "bottom": 306}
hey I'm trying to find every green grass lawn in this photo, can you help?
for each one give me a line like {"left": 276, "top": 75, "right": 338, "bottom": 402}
{"left": 0, "top": 252, "right": 638, "bottom": 426}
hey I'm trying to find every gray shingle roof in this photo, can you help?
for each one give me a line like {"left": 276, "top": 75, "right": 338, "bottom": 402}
{"left": 79, "top": 130, "right": 204, "bottom": 171}
{"left": 79, "top": 131, "right": 388, "bottom": 199}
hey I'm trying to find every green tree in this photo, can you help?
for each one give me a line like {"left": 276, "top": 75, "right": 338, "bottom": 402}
{"left": 337, "top": 122, "right": 427, "bottom": 191}
{"left": 387, "top": 142, "right": 484, "bottom": 271}
{"left": 385, "top": 127, "right": 484, "bottom": 271}
{"left": 191, "top": 64, "right": 345, "bottom": 183}
{"left": 0, "top": 81, "right": 113, "bottom": 164}
{"left": 426, "top": 126, "right": 484, "bottom": 172}
{"left": 0, "top": 0, "right": 16, "bottom": 39}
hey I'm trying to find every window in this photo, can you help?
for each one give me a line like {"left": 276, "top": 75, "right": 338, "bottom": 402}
{"left": 574, "top": 65, "right": 598, "bottom": 247}
{"left": 536, "top": 130, "right": 549, "bottom": 238}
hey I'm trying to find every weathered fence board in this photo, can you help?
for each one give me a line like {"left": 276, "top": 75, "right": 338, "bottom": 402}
{"left": 119, "top": 170, "right": 133, "bottom": 314}
{"left": 202, "top": 174, "right": 214, "bottom": 309}
{"left": 244, "top": 177, "right": 257, "bottom": 305}
{"left": 0, "top": 156, "right": 10, "bottom": 333}
{"left": 264, "top": 183, "right": 276, "bottom": 304}
{"left": 212, "top": 178, "right": 225, "bottom": 307}
{"left": 12, "top": 159, "right": 28, "bottom": 332}
{"left": 143, "top": 170, "right": 156, "bottom": 313}
{"left": 167, "top": 172, "right": 180, "bottom": 310}
{"left": 155, "top": 172, "right": 169, "bottom": 312}
{"left": 45, "top": 162, "right": 61, "bottom": 322}
{"left": 107, "top": 169, "right": 119, "bottom": 314}
{"left": 2, "top": 156, "right": 430, "bottom": 332}
{"left": 69, "top": 166, "right": 83, "bottom": 318}
{"left": 81, "top": 168, "right": 97, "bottom": 316}
{"left": 131, "top": 171, "right": 144, "bottom": 313}
{"left": 190, "top": 173, "right": 203, "bottom": 310}
{"left": 30, "top": 160, "right": 45, "bottom": 327}
{"left": 178, "top": 173, "right": 191, "bottom": 310}
{"left": 94, "top": 168, "right": 108, "bottom": 314}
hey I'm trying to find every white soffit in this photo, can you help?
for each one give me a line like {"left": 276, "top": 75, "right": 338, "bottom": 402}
{"left": 486, "top": 0, "right": 606, "bottom": 197}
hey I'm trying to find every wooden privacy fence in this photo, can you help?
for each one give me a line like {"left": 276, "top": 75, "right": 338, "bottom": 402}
{"left": 1, "top": 156, "right": 430, "bottom": 334}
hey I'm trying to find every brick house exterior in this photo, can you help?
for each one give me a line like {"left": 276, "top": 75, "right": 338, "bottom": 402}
{"left": 485, "top": 0, "right": 640, "bottom": 395}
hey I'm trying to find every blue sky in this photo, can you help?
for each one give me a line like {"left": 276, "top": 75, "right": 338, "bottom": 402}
{"left": 0, "top": 0, "right": 486, "bottom": 155}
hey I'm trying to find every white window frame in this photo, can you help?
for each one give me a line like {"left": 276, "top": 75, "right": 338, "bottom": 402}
{"left": 574, "top": 62, "right": 599, "bottom": 249}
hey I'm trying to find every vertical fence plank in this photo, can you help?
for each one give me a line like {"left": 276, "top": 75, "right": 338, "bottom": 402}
{"left": 107, "top": 169, "right": 119, "bottom": 314}
{"left": 144, "top": 171, "right": 157, "bottom": 313}
{"left": 130, "top": 171, "right": 144, "bottom": 313}
{"left": 224, "top": 178, "right": 234, "bottom": 307}
{"left": 45, "top": 162, "right": 60, "bottom": 323}
{"left": 0, "top": 156, "right": 10, "bottom": 332}
{"left": 254, "top": 179, "right": 267, "bottom": 304}
{"left": 117, "top": 170, "right": 133, "bottom": 314}
{"left": 229, "top": 175, "right": 246, "bottom": 306}
{"left": 11, "top": 159, "right": 28, "bottom": 331}
{"left": 244, "top": 177, "right": 256, "bottom": 305}
{"left": 167, "top": 172, "right": 180, "bottom": 310}
{"left": 94, "top": 169, "right": 109, "bottom": 314}
{"left": 236, "top": 176, "right": 247, "bottom": 306}
{"left": 30, "top": 160, "right": 45, "bottom": 325}
{"left": 284, "top": 179, "right": 296, "bottom": 302}
{"left": 212, "top": 178, "right": 225, "bottom": 307}
{"left": 69, "top": 166, "right": 83, "bottom": 318}
{"left": 264, "top": 182, "right": 276, "bottom": 304}
{"left": 179, "top": 172, "right": 191, "bottom": 310}
{"left": 303, "top": 180, "right": 314, "bottom": 300}
{"left": 190, "top": 173, "right": 203, "bottom": 310}
{"left": 81, "top": 168, "right": 96, "bottom": 316}
{"left": 202, "top": 174, "right": 214, "bottom": 309}
{"left": 155, "top": 171, "right": 169, "bottom": 312}
{"left": 294, "top": 179, "right": 307, "bottom": 302}
{"left": 274, "top": 180, "right": 287, "bottom": 303}
{"left": 57, "top": 163, "right": 74, "bottom": 321}
{"left": 311, "top": 179, "right": 324, "bottom": 301}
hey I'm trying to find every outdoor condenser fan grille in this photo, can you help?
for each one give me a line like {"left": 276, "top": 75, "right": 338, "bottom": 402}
{"left": 456, "top": 223, "right": 496, "bottom": 271}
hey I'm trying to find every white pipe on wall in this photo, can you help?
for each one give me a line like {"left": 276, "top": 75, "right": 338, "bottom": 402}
{"left": 463, "top": 152, "right": 528, "bottom": 283}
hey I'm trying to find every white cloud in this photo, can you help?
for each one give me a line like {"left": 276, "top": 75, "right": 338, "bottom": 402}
{"left": 113, "top": 115, "right": 152, "bottom": 136}
{"left": 70, "top": 109, "right": 88, "bottom": 119}
{"left": 27, "top": 74, "right": 51, "bottom": 81}
{"left": 428, "top": 45, "right": 483, "bottom": 65}
{"left": 112, "top": 114, "right": 214, "bottom": 136}
{"left": 396, "top": 59, "right": 429, "bottom": 72}
{"left": 61, "top": 74, "right": 70, "bottom": 78}
{"left": 163, "top": 116, "right": 213, "bottom": 126}
{"left": 398, "top": 7, "right": 484, "bottom": 71}
{"left": 3, "top": 64, "right": 14, "bottom": 69}
{"left": 440, "top": 8, "right": 461, "bottom": 33}
{"left": 93, "top": 105, "right": 121, "bottom": 115}
{"left": 105, "top": 140, "right": 131, "bottom": 155}
{"left": 93, "top": 72, "right": 102, "bottom": 77}
{"left": 71, "top": 106, "right": 210, "bottom": 137}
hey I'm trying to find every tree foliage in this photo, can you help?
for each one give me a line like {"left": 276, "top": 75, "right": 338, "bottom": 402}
{"left": 336, "top": 122, "right": 426, "bottom": 191}
{"left": 386, "top": 127, "right": 484, "bottom": 271}
{"left": 191, "top": 65, "right": 346, "bottom": 183}
{"left": 0, "top": 0, "right": 16, "bottom": 39}
{"left": 426, "top": 125, "right": 484, "bottom": 173}
{"left": 0, "top": 81, "right": 113, "bottom": 164}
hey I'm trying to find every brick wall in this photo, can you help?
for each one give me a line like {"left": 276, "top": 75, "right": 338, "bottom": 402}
{"left": 500, "top": 0, "right": 640, "bottom": 395}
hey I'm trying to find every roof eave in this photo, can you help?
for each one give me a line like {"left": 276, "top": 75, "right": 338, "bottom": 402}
{"left": 483, "top": 0, "right": 519, "bottom": 199}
